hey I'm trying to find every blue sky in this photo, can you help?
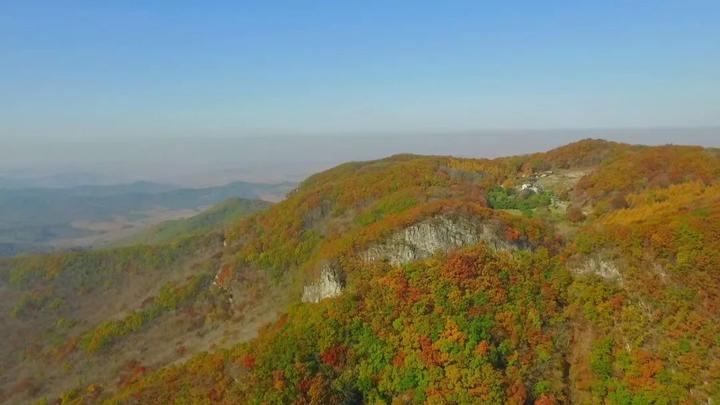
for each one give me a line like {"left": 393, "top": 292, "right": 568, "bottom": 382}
{"left": 1, "top": 1, "right": 719, "bottom": 138}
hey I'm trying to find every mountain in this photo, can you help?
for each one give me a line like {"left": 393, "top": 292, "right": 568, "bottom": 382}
{"left": 1, "top": 139, "right": 719, "bottom": 404}
{"left": 0, "top": 181, "right": 294, "bottom": 256}
{"left": 121, "top": 198, "right": 271, "bottom": 246}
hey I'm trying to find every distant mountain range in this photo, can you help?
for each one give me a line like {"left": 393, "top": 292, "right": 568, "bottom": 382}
{"left": 0, "top": 180, "right": 294, "bottom": 256}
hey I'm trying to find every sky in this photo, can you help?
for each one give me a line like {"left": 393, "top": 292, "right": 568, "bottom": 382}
{"left": 1, "top": 0, "right": 719, "bottom": 139}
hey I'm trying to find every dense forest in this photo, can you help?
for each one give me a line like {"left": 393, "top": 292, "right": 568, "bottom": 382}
{"left": 1, "top": 139, "right": 719, "bottom": 404}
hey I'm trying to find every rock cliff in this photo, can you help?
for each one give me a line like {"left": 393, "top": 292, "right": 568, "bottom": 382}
{"left": 301, "top": 260, "right": 345, "bottom": 303}
{"left": 361, "top": 214, "right": 522, "bottom": 266}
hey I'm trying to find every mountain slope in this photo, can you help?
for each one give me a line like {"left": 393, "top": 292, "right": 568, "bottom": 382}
{"left": 122, "top": 198, "right": 272, "bottom": 245}
{"left": 2, "top": 139, "right": 719, "bottom": 404}
{"left": 0, "top": 181, "right": 292, "bottom": 256}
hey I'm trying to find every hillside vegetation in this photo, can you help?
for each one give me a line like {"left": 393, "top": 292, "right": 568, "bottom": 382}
{"left": 1, "top": 139, "right": 719, "bottom": 404}
{"left": 0, "top": 181, "right": 290, "bottom": 256}
{"left": 122, "top": 198, "right": 271, "bottom": 245}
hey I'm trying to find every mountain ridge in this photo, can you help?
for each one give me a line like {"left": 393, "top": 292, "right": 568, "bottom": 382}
{"left": 2, "top": 139, "right": 719, "bottom": 404}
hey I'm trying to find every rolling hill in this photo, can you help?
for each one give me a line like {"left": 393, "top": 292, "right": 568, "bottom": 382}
{"left": 0, "top": 181, "right": 293, "bottom": 256}
{"left": 1, "top": 139, "right": 719, "bottom": 404}
{"left": 120, "top": 198, "right": 272, "bottom": 246}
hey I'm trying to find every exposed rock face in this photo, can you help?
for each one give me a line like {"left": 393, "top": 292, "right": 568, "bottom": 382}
{"left": 303, "top": 214, "right": 526, "bottom": 303}
{"left": 361, "top": 214, "right": 522, "bottom": 266}
{"left": 572, "top": 256, "right": 621, "bottom": 280}
{"left": 302, "top": 260, "right": 345, "bottom": 303}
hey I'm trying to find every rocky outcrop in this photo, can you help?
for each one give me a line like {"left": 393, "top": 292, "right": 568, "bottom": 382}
{"left": 361, "top": 214, "right": 523, "bottom": 266}
{"left": 571, "top": 256, "right": 621, "bottom": 280}
{"left": 302, "top": 214, "right": 526, "bottom": 303}
{"left": 302, "top": 260, "right": 345, "bottom": 303}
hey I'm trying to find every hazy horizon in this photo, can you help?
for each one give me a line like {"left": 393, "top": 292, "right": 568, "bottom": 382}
{"left": 2, "top": 1, "right": 719, "bottom": 188}
{"left": 2, "top": 127, "right": 718, "bottom": 188}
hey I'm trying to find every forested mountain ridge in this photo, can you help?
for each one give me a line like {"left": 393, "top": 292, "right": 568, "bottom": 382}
{"left": 1, "top": 139, "right": 719, "bottom": 404}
